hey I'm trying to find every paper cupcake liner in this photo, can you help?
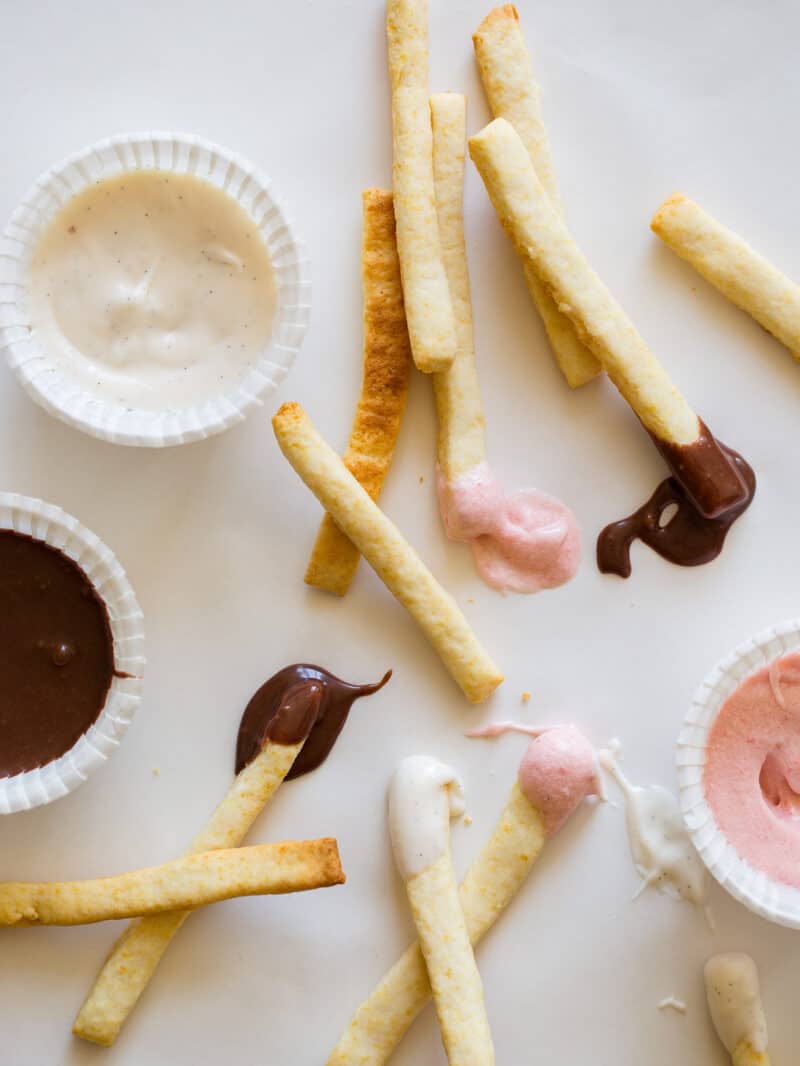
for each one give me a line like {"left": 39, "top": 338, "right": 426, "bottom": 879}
{"left": 677, "top": 618, "right": 800, "bottom": 928}
{"left": 0, "top": 493, "right": 145, "bottom": 813}
{"left": 0, "top": 131, "right": 311, "bottom": 446}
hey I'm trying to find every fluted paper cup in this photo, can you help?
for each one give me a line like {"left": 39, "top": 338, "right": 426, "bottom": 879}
{"left": 0, "top": 131, "right": 310, "bottom": 446}
{"left": 0, "top": 493, "right": 145, "bottom": 813}
{"left": 677, "top": 619, "right": 800, "bottom": 928}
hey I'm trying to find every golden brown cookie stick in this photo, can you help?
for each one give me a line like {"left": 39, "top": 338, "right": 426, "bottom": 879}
{"left": 305, "top": 190, "right": 411, "bottom": 595}
{"left": 472, "top": 4, "right": 601, "bottom": 387}
{"left": 469, "top": 117, "right": 699, "bottom": 446}
{"left": 74, "top": 739, "right": 305, "bottom": 1046}
{"left": 652, "top": 193, "right": 800, "bottom": 360}
{"left": 327, "top": 782, "right": 543, "bottom": 1065}
{"left": 274, "top": 402, "right": 502, "bottom": 703}
{"left": 0, "top": 840, "right": 344, "bottom": 928}
{"left": 430, "top": 93, "right": 488, "bottom": 481}
{"left": 387, "top": 0, "right": 458, "bottom": 372}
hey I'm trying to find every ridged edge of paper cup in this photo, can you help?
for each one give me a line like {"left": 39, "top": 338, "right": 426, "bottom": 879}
{"left": 677, "top": 619, "right": 800, "bottom": 928}
{"left": 0, "top": 131, "right": 310, "bottom": 447}
{"left": 0, "top": 493, "right": 145, "bottom": 813}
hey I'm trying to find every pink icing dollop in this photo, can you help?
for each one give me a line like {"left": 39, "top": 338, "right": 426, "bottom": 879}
{"left": 517, "top": 725, "right": 600, "bottom": 836}
{"left": 437, "top": 462, "right": 580, "bottom": 593}
{"left": 704, "top": 652, "right": 800, "bottom": 889}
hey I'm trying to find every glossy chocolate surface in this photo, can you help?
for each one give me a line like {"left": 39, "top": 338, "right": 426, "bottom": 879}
{"left": 235, "top": 664, "right": 391, "bottom": 778}
{"left": 651, "top": 419, "right": 752, "bottom": 520}
{"left": 597, "top": 439, "right": 755, "bottom": 578}
{"left": 0, "top": 530, "right": 114, "bottom": 777}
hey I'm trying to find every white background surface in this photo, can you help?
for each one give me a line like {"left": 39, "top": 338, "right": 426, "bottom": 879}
{"left": 1, "top": 1, "right": 798, "bottom": 1063}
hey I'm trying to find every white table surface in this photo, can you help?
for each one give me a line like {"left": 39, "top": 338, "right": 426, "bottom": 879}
{"left": 1, "top": 1, "right": 798, "bottom": 1062}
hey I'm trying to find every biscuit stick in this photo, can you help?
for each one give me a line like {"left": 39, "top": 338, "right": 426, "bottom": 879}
{"left": 0, "top": 840, "right": 343, "bottom": 928}
{"left": 472, "top": 4, "right": 600, "bottom": 387}
{"left": 305, "top": 190, "right": 411, "bottom": 595}
{"left": 469, "top": 118, "right": 752, "bottom": 520}
{"left": 329, "top": 782, "right": 538, "bottom": 1066}
{"left": 387, "top": 0, "right": 458, "bottom": 372}
{"left": 74, "top": 684, "right": 320, "bottom": 1046}
{"left": 389, "top": 757, "right": 494, "bottom": 1066}
{"left": 328, "top": 725, "right": 598, "bottom": 1065}
{"left": 705, "top": 954, "right": 771, "bottom": 1066}
{"left": 469, "top": 118, "right": 697, "bottom": 445}
{"left": 652, "top": 193, "right": 800, "bottom": 360}
{"left": 274, "top": 402, "right": 502, "bottom": 703}
{"left": 430, "top": 93, "right": 487, "bottom": 481}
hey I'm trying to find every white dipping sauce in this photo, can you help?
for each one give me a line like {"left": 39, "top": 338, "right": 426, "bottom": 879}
{"left": 704, "top": 953, "right": 768, "bottom": 1055}
{"left": 28, "top": 170, "right": 276, "bottom": 410}
{"left": 600, "top": 741, "right": 706, "bottom": 905}
{"left": 388, "top": 756, "right": 465, "bottom": 881}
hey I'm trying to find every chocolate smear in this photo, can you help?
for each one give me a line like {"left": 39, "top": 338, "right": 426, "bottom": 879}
{"left": 235, "top": 664, "right": 391, "bottom": 777}
{"left": 597, "top": 435, "right": 755, "bottom": 578}
{"left": 650, "top": 419, "right": 752, "bottom": 520}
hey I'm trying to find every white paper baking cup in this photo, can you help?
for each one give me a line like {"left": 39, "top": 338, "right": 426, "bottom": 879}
{"left": 0, "top": 131, "right": 310, "bottom": 446}
{"left": 677, "top": 619, "right": 800, "bottom": 928}
{"left": 0, "top": 493, "right": 145, "bottom": 813}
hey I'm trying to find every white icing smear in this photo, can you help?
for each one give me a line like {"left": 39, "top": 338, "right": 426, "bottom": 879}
{"left": 27, "top": 170, "right": 276, "bottom": 411}
{"left": 658, "top": 997, "right": 687, "bottom": 1014}
{"left": 388, "top": 756, "right": 464, "bottom": 880}
{"left": 704, "top": 953, "right": 768, "bottom": 1055}
{"left": 600, "top": 742, "right": 705, "bottom": 904}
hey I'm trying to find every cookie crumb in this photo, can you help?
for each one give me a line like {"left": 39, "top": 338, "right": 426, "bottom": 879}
{"left": 467, "top": 597, "right": 475, "bottom": 604}
{"left": 463, "top": 814, "right": 473, "bottom": 826}
{"left": 657, "top": 997, "right": 687, "bottom": 1014}
{"left": 521, "top": 691, "right": 531, "bottom": 703}
{"left": 419, "top": 475, "right": 424, "bottom": 484}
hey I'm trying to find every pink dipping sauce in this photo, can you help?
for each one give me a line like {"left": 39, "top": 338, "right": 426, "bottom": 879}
{"left": 518, "top": 725, "right": 601, "bottom": 835}
{"left": 437, "top": 462, "right": 581, "bottom": 594}
{"left": 704, "top": 652, "right": 800, "bottom": 889}
{"left": 468, "top": 722, "right": 600, "bottom": 836}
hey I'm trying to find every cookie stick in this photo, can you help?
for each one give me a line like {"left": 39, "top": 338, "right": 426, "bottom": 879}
{"left": 387, "top": 0, "right": 458, "bottom": 372}
{"left": 430, "top": 92, "right": 487, "bottom": 481}
{"left": 305, "top": 190, "right": 411, "bottom": 595}
{"left": 327, "top": 725, "right": 599, "bottom": 1065}
{"left": 0, "top": 840, "right": 344, "bottom": 928}
{"left": 273, "top": 402, "right": 502, "bottom": 703}
{"left": 652, "top": 193, "right": 800, "bottom": 359}
{"left": 705, "top": 954, "right": 771, "bottom": 1066}
{"left": 389, "top": 756, "right": 495, "bottom": 1066}
{"left": 472, "top": 4, "right": 601, "bottom": 387}
{"left": 430, "top": 92, "right": 581, "bottom": 594}
{"left": 75, "top": 681, "right": 323, "bottom": 1046}
{"left": 469, "top": 118, "right": 750, "bottom": 520}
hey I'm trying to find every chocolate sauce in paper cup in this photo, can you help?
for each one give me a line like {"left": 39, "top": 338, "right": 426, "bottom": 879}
{"left": 0, "top": 132, "right": 310, "bottom": 446}
{"left": 677, "top": 619, "right": 800, "bottom": 928}
{"left": 0, "top": 493, "right": 144, "bottom": 812}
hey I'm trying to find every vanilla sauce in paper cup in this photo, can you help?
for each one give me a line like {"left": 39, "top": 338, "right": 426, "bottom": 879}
{"left": 0, "top": 132, "right": 310, "bottom": 446}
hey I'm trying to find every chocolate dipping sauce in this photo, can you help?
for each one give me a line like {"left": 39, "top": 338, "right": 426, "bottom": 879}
{"left": 650, "top": 419, "right": 752, "bottom": 520}
{"left": 597, "top": 427, "right": 755, "bottom": 578}
{"left": 235, "top": 664, "right": 391, "bottom": 778}
{"left": 0, "top": 530, "right": 115, "bottom": 777}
